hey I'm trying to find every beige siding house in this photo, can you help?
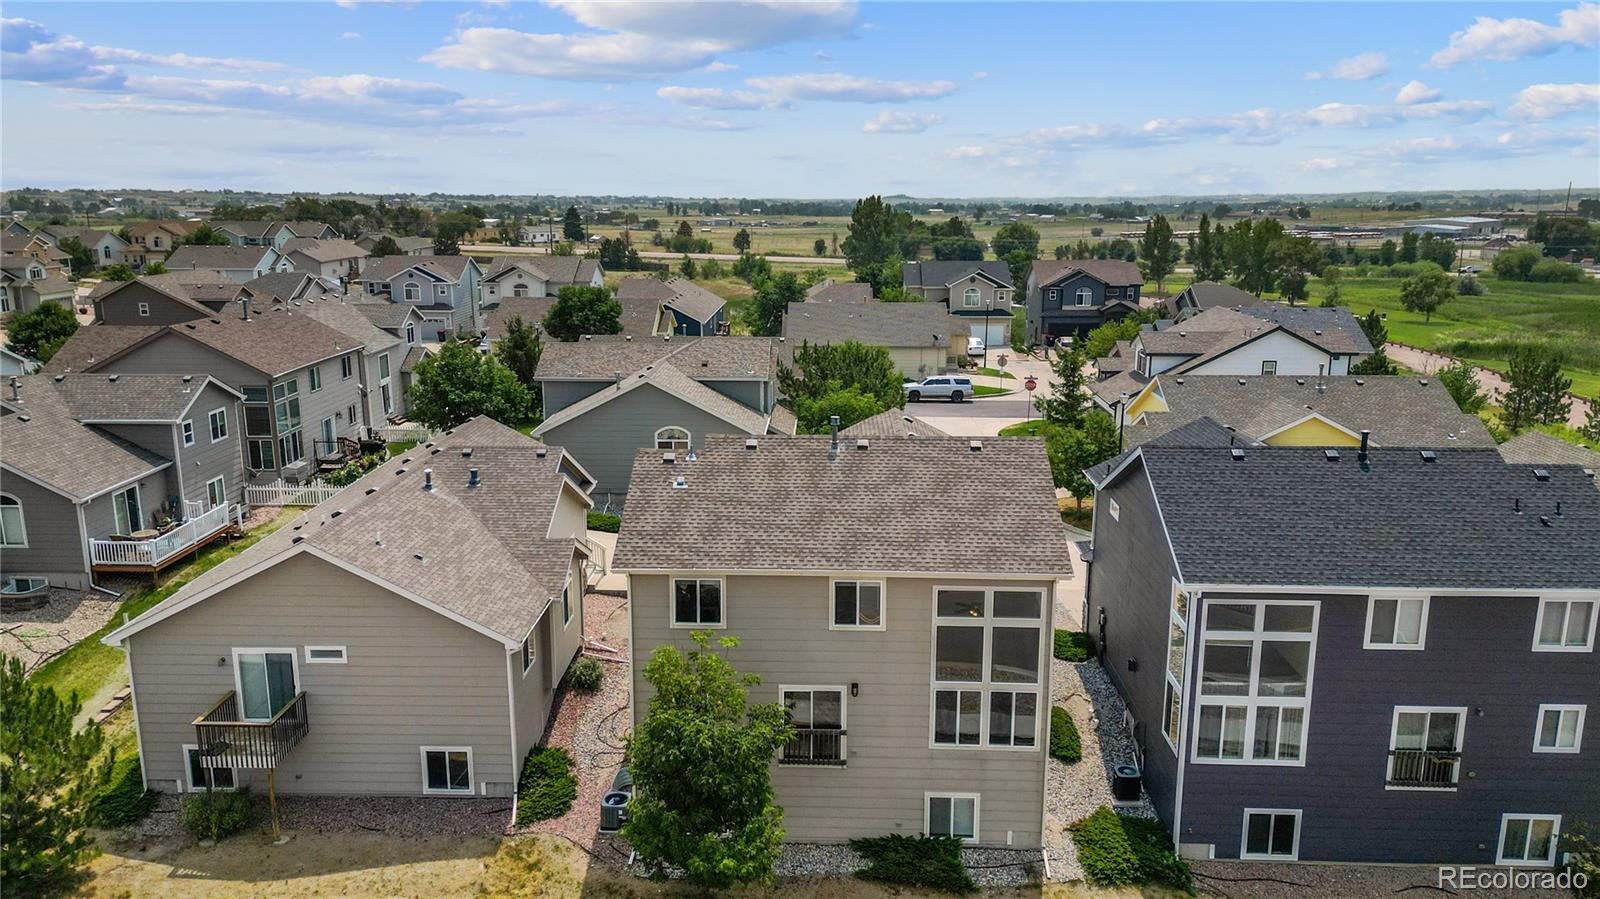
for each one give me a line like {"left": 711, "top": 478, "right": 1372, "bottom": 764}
{"left": 781, "top": 302, "right": 970, "bottom": 378}
{"left": 614, "top": 433, "right": 1073, "bottom": 848}
{"left": 103, "top": 418, "right": 598, "bottom": 802}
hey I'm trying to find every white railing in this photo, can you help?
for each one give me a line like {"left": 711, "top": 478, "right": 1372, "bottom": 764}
{"left": 244, "top": 479, "right": 342, "bottom": 507}
{"left": 90, "top": 503, "right": 234, "bottom": 568}
{"left": 581, "top": 536, "right": 608, "bottom": 584}
{"left": 374, "top": 425, "right": 430, "bottom": 443}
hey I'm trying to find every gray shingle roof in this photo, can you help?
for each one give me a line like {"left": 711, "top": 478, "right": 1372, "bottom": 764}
{"left": 534, "top": 361, "right": 769, "bottom": 438}
{"left": 297, "top": 301, "right": 403, "bottom": 351}
{"left": 1497, "top": 430, "right": 1600, "bottom": 469}
{"left": 280, "top": 238, "right": 369, "bottom": 264}
{"left": 1171, "top": 281, "right": 1268, "bottom": 314}
{"left": 106, "top": 417, "right": 588, "bottom": 645}
{"left": 615, "top": 278, "right": 677, "bottom": 302}
{"left": 350, "top": 301, "right": 421, "bottom": 333}
{"left": 1089, "top": 370, "right": 1150, "bottom": 405}
{"left": 43, "top": 310, "right": 364, "bottom": 379}
{"left": 782, "top": 302, "right": 969, "bottom": 348}
{"left": 483, "top": 256, "right": 598, "bottom": 287}
{"left": 613, "top": 435, "right": 1072, "bottom": 576}
{"left": 242, "top": 271, "right": 335, "bottom": 302}
{"left": 49, "top": 372, "right": 234, "bottom": 422}
{"left": 1, "top": 378, "right": 171, "bottom": 502}
{"left": 1031, "top": 258, "right": 1143, "bottom": 288}
{"left": 658, "top": 278, "right": 725, "bottom": 324}
{"left": 1127, "top": 375, "right": 1495, "bottom": 448}
{"left": 41, "top": 325, "right": 163, "bottom": 374}
{"left": 1237, "top": 305, "right": 1373, "bottom": 355}
{"left": 359, "top": 255, "right": 472, "bottom": 283}
{"left": 538, "top": 335, "right": 777, "bottom": 381}
{"left": 165, "top": 245, "right": 276, "bottom": 272}
{"left": 839, "top": 408, "right": 948, "bottom": 437}
{"left": 485, "top": 293, "right": 660, "bottom": 340}
{"left": 1116, "top": 446, "right": 1600, "bottom": 589}
{"left": 805, "top": 279, "right": 874, "bottom": 303}
{"left": 902, "top": 261, "right": 1014, "bottom": 290}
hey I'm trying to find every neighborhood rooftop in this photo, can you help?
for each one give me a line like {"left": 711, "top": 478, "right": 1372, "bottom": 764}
{"left": 1, "top": 375, "right": 171, "bottom": 502}
{"left": 613, "top": 434, "right": 1072, "bottom": 576}
{"left": 43, "top": 307, "right": 365, "bottom": 378}
{"left": 782, "top": 301, "right": 967, "bottom": 347}
{"left": 839, "top": 407, "right": 949, "bottom": 438}
{"left": 537, "top": 335, "right": 779, "bottom": 381}
{"left": 359, "top": 255, "right": 474, "bottom": 282}
{"left": 901, "top": 259, "right": 1014, "bottom": 289}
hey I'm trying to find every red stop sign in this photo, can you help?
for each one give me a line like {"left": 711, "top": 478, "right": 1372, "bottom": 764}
{"left": 1024, "top": 376, "right": 1038, "bottom": 392}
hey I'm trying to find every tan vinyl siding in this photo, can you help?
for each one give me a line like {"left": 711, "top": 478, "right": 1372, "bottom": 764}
{"left": 174, "top": 383, "right": 245, "bottom": 507}
{"left": 0, "top": 472, "right": 87, "bottom": 586}
{"left": 630, "top": 573, "right": 1052, "bottom": 846}
{"left": 126, "top": 552, "right": 517, "bottom": 797}
{"left": 508, "top": 554, "right": 585, "bottom": 761}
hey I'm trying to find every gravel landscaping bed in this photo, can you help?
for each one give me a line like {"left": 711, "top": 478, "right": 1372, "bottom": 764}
{"left": 0, "top": 587, "right": 124, "bottom": 673}
{"left": 1191, "top": 860, "right": 1572, "bottom": 899}
{"left": 276, "top": 795, "right": 511, "bottom": 838}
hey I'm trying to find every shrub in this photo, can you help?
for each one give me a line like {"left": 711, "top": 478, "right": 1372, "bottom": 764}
{"left": 182, "top": 788, "right": 256, "bottom": 842}
{"left": 515, "top": 747, "right": 577, "bottom": 825}
{"left": 585, "top": 512, "right": 621, "bottom": 533}
{"left": 851, "top": 834, "right": 976, "bottom": 894}
{"left": 91, "top": 753, "right": 158, "bottom": 828}
{"left": 1069, "top": 807, "right": 1193, "bottom": 893}
{"left": 566, "top": 657, "right": 602, "bottom": 692}
{"left": 1530, "top": 258, "right": 1584, "bottom": 283}
{"left": 1559, "top": 820, "right": 1600, "bottom": 899}
{"left": 1050, "top": 707, "right": 1082, "bottom": 764}
{"left": 1053, "top": 629, "right": 1091, "bottom": 662}
{"left": 1455, "top": 274, "right": 1485, "bottom": 296}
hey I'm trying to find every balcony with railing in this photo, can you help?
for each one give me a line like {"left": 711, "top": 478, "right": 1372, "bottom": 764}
{"left": 193, "top": 690, "right": 310, "bottom": 771}
{"left": 1386, "top": 749, "right": 1461, "bottom": 789}
{"left": 779, "top": 728, "right": 847, "bottom": 766}
{"left": 89, "top": 502, "right": 237, "bottom": 574}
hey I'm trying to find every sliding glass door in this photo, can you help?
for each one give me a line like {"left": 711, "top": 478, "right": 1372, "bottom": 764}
{"left": 235, "top": 650, "right": 297, "bottom": 721}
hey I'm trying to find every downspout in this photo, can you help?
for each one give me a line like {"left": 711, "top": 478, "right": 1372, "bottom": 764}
{"left": 171, "top": 423, "right": 188, "bottom": 512}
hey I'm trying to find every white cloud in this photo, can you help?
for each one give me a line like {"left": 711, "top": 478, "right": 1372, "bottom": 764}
{"left": 1394, "top": 80, "right": 1440, "bottom": 104}
{"left": 1430, "top": 2, "right": 1599, "bottom": 67}
{"left": 1507, "top": 82, "right": 1600, "bottom": 120}
{"left": 339, "top": 31, "right": 362, "bottom": 40}
{"left": 863, "top": 110, "right": 942, "bottom": 134}
{"left": 744, "top": 73, "right": 955, "bottom": 103}
{"left": 1304, "top": 99, "right": 1492, "bottom": 128}
{"left": 656, "top": 85, "right": 786, "bottom": 110}
{"left": 944, "top": 146, "right": 997, "bottom": 159}
{"left": 426, "top": 1, "right": 857, "bottom": 81}
{"left": 1305, "top": 51, "right": 1390, "bottom": 81}
{"left": 1300, "top": 157, "right": 1354, "bottom": 172}
{"left": 0, "top": 17, "right": 284, "bottom": 89}
{"left": 1024, "top": 108, "right": 1294, "bottom": 149}
{"left": 972, "top": 71, "right": 989, "bottom": 79}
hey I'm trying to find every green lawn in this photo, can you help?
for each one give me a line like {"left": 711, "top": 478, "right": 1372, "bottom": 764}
{"left": 977, "top": 367, "right": 1017, "bottom": 379}
{"left": 973, "top": 385, "right": 1012, "bottom": 397}
{"left": 999, "top": 419, "right": 1049, "bottom": 436}
{"left": 30, "top": 510, "right": 295, "bottom": 713}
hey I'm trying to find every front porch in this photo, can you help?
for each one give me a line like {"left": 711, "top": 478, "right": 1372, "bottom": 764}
{"left": 89, "top": 502, "right": 241, "bottom": 581}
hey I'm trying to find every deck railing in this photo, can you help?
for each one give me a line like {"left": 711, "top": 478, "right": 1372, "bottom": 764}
{"left": 244, "top": 479, "right": 342, "bottom": 507}
{"left": 193, "top": 690, "right": 309, "bottom": 770}
{"left": 1387, "top": 749, "right": 1461, "bottom": 788}
{"left": 89, "top": 503, "right": 234, "bottom": 568}
{"left": 780, "top": 728, "right": 847, "bottom": 766}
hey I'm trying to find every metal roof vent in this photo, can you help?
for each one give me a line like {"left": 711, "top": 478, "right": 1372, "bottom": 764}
{"left": 1237, "top": 378, "right": 1246, "bottom": 385}
{"left": 423, "top": 468, "right": 434, "bottom": 490}
{"left": 1230, "top": 448, "right": 1246, "bottom": 461}
{"left": 1355, "top": 378, "right": 1365, "bottom": 386}
{"left": 330, "top": 509, "right": 344, "bottom": 519}
{"left": 1295, "top": 378, "right": 1305, "bottom": 386}
{"left": 662, "top": 452, "right": 676, "bottom": 465}
{"left": 1173, "top": 378, "right": 1184, "bottom": 384}
{"left": 1419, "top": 450, "right": 1438, "bottom": 463}
{"left": 15, "top": 414, "right": 29, "bottom": 422}
{"left": 672, "top": 476, "right": 687, "bottom": 489}
{"left": 1539, "top": 515, "right": 1553, "bottom": 528}
{"left": 365, "top": 487, "right": 378, "bottom": 495}
{"left": 1533, "top": 468, "right": 1552, "bottom": 482}
{"left": 1418, "top": 378, "right": 1429, "bottom": 386}
{"left": 686, "top": 449, "right": 698, "bottom": 462}
{"left": 394, "top": 468, "right": 407, "bottom": 475}
{"left": 624, "top": 335, "right": 632, "bottom": 341}
{"left": 969, "top": 440, "right": 983, "bottom": 452}
{"left": 108, "top": 374, "right": 119, "bottom": 382}
{"left": 856, "top": 438, "right": 870, "bottom": 450}
{"left": 745, "top": 438, "right": 758, "bottom": 450}
{"left": 291, "top": 535, "right": 305, "bottom": 544}
{"left": 468, "top": 467, "right": 480, "bottom": 488}
{"left": 182, "top": 375, "right": 193, "bottom": 383}
{"left": 535, "top": 447, "right": 548, "bottom": 458}
{"left": 1324, "top": 449, "right": 1340, "bottom": 462}
{"left": 1314, "top": 329, "right": 1323, "bottom": 336}
{"left": 461, "top": 447, "right": 473, "bottom": 458}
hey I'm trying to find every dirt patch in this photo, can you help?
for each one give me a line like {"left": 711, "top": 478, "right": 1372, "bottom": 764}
{"left": 1, "top": 586, "right": 125, "bottom": 673}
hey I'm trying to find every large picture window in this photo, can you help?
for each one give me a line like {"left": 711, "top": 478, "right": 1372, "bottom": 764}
{"left": 1534, "top": 599, "right": 1596, "bottom": 652}
{"left": 931, "top": 587, "right": 1045, "bottom": 750}
{"left": 1193, "top": 600, "right": 1317, "bottom": 766}
{"left": 671, "top": 577, "right": 724, "bottom": 628}
{"left": 832, "top": 580, "right": 884, "bottom": 630}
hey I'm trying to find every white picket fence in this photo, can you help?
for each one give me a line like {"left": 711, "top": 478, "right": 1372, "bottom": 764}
{"left": 374, "top": 425, "right": 431, "bottom": 443}
{"left": 244, "top": 479, "right": 342, "bottom": 507}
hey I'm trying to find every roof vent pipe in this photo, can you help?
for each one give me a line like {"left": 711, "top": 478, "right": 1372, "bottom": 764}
{"left": 423, "top": 468, "right": 433, "bottom": 491}
{"left": 7, "top": 378, "right": 18, "bottom": 402}
{"left": 240, "top": 295, "right": 252, "bottom": 321}
{"left": 828, "top": 415, "right": 840, "bottom": 460}
{"left": 1358, "top": 430, "right": 1370, "bottom": 466}
{"left": 468, "top": 467, "right": 480, "bottom": 488}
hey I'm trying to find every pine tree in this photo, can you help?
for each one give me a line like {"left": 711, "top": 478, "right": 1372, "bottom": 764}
{"left": 1501, "top": 348, "right": 1572, "bottom": 432}
{"left": 1192, "top": 214, "right": 1225, "bottom": 282}
{"left": 1036, "top": 344, "right": 1090, "bottom": 428}
{"left": 1137, "top": 214, "right": 1177, "bottom": 293}
{"left": 494, "top": 315, "right": 543, "bottom": 420}
{"left": 562, "top": 205, "right": 585, "bottom": 242}
{"left": 1349, "top": 310, "right": 1398, "bottom": 375}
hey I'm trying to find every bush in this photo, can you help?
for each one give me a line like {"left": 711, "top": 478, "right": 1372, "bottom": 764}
{"left": 851, "top": 834, "right": 976, "bottom": 894}
{"left": 1053, "top": 629, "right": 1091, "bottom": 662}
{"left": 182, "top": 788, "right": 257, "bottom": 842}
{"left": 1069, "top": 807, "right": 1192, "bottom": 892}
{"left": 1455, "top": 274, "right": 1485, "bottom": 296}
{"left": 515, "top": 747, "right": 577, "bottom": 825}
{"left": 585, "top": 511, "right": 620, "bottom": 533}
{"left": 1530, "top": 258, "right": 1584, "bottom": 283}
{"left": 1050, "top": 707, "right": 1082, "bottom": 763}
{"left": 91, "top": 753, "right": 157, "bottom": 828}
{"left": 322, "top": 452, "right": 386, "bottom": 487}
{"left": 566, "top": 657, "right": 602, "bottom": 691}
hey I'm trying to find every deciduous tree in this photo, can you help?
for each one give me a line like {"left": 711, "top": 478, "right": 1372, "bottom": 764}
{"left": 407, "top": 340, "right": 532, "bottom": 429}
{"left": 842, "top": 195, "right": 901, "bottom": 294}
{"left": 495, "top": 315, "right": 543, "bottom": 417}
{"left": 432, "top": 233, "right": 460, "bottom": 256}
{"left": 1044, "top": 411, "right": 1120, "bottom": 513}
{"left": 992, "top": 222, "right": 1041, "bottom": 259}
{"left": 368, "top": 236, "right": 402, "bottom": 257}
{"left": 1137, "top": 214, "right": 1177, "bottom": 293}
{"left": 1191, "top": 214, "right": 1225, "bottom": 282}
{"left": 777, "top": 340, "right": 904, "bottom": 411}
{"left": 1036, "top": 344, "right": 1091, "bottom": 428}
{"left": 541, "top": 285, "right": 622, "bottom": 341}
{"left": 747, "top": 270, "right": 803, "bottom": 337}
{"left": 813, "top": 238, "right": 826, "bottom": 256}
{"left": 180, "top": 224, "right": 230, "bottom": 247}
{"left": 7, "top": 301, "right": 78, "bottom": 363}
{"left": 732, "top": 228, "right": 752, "bottom": 252}
{"left": 57, "top": 237, "right": 95, "bottom": 276}
{"left": 793, "top": 386, "right": 884, "bottom": 434}
{"left": 1399, "top": 268, "right": 1453, "bottom": 323}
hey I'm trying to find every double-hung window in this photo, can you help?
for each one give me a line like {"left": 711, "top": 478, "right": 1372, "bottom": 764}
{"left": 421, "top": 747, "right": 472, "bottom": 795}
{"left": 963, "top": 287, "right": 981, "bottom": 308}
{"left": 208, "top": 408, "right": 228, "bottom": 442}
{"left": 340, "top": 354, "right": 355, "bottom": 380}
{"left": 308, "top": 366, "right": 322, "bottom": 392}
{"left": 925, "top": 793, "right": 979, "bottom": 844}
{"left": 832, "top": 580, "right": 884, "bottom": 630}
{"left": 1497, "top": 814, "right": 1561, "bottom": 867}
{"left": 1163, "top": 585, "right": 1190, "bottom": 751}
{"left": 1533, "top": 704, "right": 1584, "bottom": 753}
{"left": 520, "top": 626, "right": 535, "bottom": 673}
{"left": 1534, "top": 599, "right": 1596, "bottom": 651}
{"left": 1193, "top": 600, "right": 1316, "bottom": 765}
{"left": 1260, "top": 360, "right": 1278, "bottom": 376}
{"left": 181, "top": 420, "right": 195, "bottom": 447}
{"left": 931, "top": 587, "right": 1044, "bottom": 749}
{"left": 672, "top": 577, "right": 724, "bottom": 628}
{"left": 1387, "top": 706, "right": 1465, "bottom": 789}
{"left": 1075, "top": 287, "right": 1093, "bottom": 306}
{"left": 781, "top": 687, "right": 846, "bottom": 765}
{"left": 1365, "top": 595, "right": 1428, "bottom": 649}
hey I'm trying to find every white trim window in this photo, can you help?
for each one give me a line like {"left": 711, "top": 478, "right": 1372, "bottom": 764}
{"left": 831, "top": 579, "right": 885, "bottom": 630}
{"left": 562, "top": 580, "right": 573, "bottom": 627}
{"left": 1107, "top": 498, "right": 1120, "bottom": 521}
{"left": 1047, "top": 288, "right": 1059, "bottom": 303}
{"left": 137, "top": 302, "right": 150, "bottom": 317}
{"left": 521, "top": 625, "right": 536, "bottom": 673}
{"left": 308, "top": 366, "right": 322, "bottom": 393}
{"left": 1533, "top": 704, "right": 1584, "bottom": 754}
{"left": 420, "top": 746, "right": 473, "bottom": 795}
{"left": 931, "top": 587, "right": 1045, "bottom": 750}
{"left": 205, "top": 476, "right": 226, "bottom": 510}
{"left": 1162, "top": 584, "right": 1190, "bottom": 752}
{"left": 209, "top": 408, "right": 228, "bottom": 442}
{"left": 1260, "top": 360, "right": 1278, "bottom": 376}
{"left": 672, "top": 577, "right": 724, "bottom": 628}
{"left": 181, "top": 419, "right": 195, "bottom": 447}
{"left": 1193, "top": 600, "right": 1317, "bottom": 765}
{"left": 1386, "top": 706, "right": 1465, "bottom": 789}
{"left": 780, "top": 686, "right": 847, "bottom": 765}
{"left": 1075, "top": 286, "right": 1093, "bottom": 306}
{"left": 1, "top": 494, "right": 27, "bottom": 548}
{"left": 305, "top": 645, "right": 347, "bottom": 664}
{"left": 654, "top": 426, "right": 691, "bottom": 452}
{"left": 232, "top": 648, "right": 298, "bottom": 722}
{"left": 182, "top": 744, "right": 236, "bottom": 792}
{"left": 1364, "top": 596, "right": 1428, "bottom": 650}
{"left": 1533, "top": 599, "right": 1596, "bottom": 652}
{"left": 925, "top": 792, "right": 979, "bottom": 844}
{"left": 1240, "top": 809, "right": 1300, "bottom": 861}
{"left": 112, "top": 485, "right": 143, "bottom": 535}
{"left": 963, "top": 286, "right": 981, "bottom": 308}
{"left": 340, "top": 354, "right": 355, "bottom": 380}
{"left": 403, "top": 282, "right": 421, "bottom": 301}
{"left": 1496, "top": 814, "right": 1561, "bottom": 867}
{"left": 405, "top": 321, "right": 417, "bottom": 344}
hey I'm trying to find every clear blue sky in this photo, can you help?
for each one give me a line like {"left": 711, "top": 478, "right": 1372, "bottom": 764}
{"left": 3, "top": 1, "right": 1596, "bottom": 197}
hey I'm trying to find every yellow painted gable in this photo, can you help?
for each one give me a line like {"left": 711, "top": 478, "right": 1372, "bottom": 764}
{"left": 1263, "top": 416, "right": 1362, "bottom": 446}
{"left": 1126, "top": 383, "right": 1168, "bottom": 418}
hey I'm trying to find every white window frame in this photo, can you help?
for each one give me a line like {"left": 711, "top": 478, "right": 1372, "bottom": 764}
{"left": 924, "top": 791, "right": 980, "bottom": 845}
{"left": 830, "top": 578, "right": 886, "bottom": 631}
{"left": 1533, "top": 598, "right": 1597, "bottom": 652}
{"left": 403, "top": 282, "right": 421, "bottom": 301}
{"left": 654, "top": 426, "right": 691, "bottom": 452}
{"left": 405, "top": 321, "right": 417, "bottom": 344}
{"left": 1240, "top": 808, "right": 1301, "bottom": 861}
{"left": 1107, "top": 498, "right": 1120, "bottom": 521}
{"left": 1386, "top": 705, "right": 1467, "bottom": 791}
{"left": 780, "top": 684, "right": 848, "bottom": 766}
{"left": 962, "top": 286, "right": 981, "bottom": 308}
{"left": 1047, "top": 288, "right": 1059, "bottom": 302}
{"left": 1260, "top": 360, "right": 1278, "bottom": 376}
{"left": 304, "top": 645, "right": 347, "bottom": 664}
{"left": 1363, "top": 595, "right": 1430, "bottom": 651}
{"left": 562, "top": 579, "right": 573, "bottom": 628}
{"left": 308, "top": 366, "right": 322, "bottom": 393}
{"left": 1162, "top": 583, "right": 1190, "bottom": 753}
{"left": 1533, "top": 704, "right": 1585, "bottom": 754}
{"left": 341, "top": 354, "right": 355, "bottom": 380}
{"left": 419, "top": 746, "right": 475, "bottom": 796}
{"left": 137, "top": 302, "right": 150, "bottom": 317}
{"left": 205, "top": 476, "right": 226, "bottom": 509}
{"left": 929, "top": 586, "right": 1047, "bottom": 751}
{"left": 1496, "top": 813, "right": 1562, "bottom": 867}
{"left": 1075, "top": 287, "right": 1093, "bottom": 306}
{"left": 0, "top": 494, "right": 25, "bottom": 548}
{"left": 521, "top": 624, "right": 536, "bottom": 674}
{"left": 1191, "top": 599, "right": 1318, "bottom": 767}
{"left": 181, "top": 743, "right": 236, "bottom": 793}
{"left": 180, "top": 419, "right": 195, "bottom": 447}
{"left": 670, "top": 576, "right": 726, "bottom": 629}
{"left": 230, "top": 647, "right": 300, "bottom": 723}
{"left": 208, "top": 407, "right": 228, "bottom": 443}
{"left": 112, "top": 484, "right": 143, "bottom": 535}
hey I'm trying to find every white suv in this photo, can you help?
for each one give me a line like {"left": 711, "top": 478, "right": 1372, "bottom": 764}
{"left": 904, "top": 375, "right": 974, "bottom": 403}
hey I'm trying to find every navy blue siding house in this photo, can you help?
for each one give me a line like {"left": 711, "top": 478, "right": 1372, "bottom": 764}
{"left": 1026, "top": 258, "right": 1144, "bottom": 343}
{"left": 1083, "top": 432, "right": 1599, "bottom": 866}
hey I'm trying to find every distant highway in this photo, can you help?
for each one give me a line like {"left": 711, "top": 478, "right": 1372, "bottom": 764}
{"left": 460, "top": 244, "right": 848, "bottom": 266}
